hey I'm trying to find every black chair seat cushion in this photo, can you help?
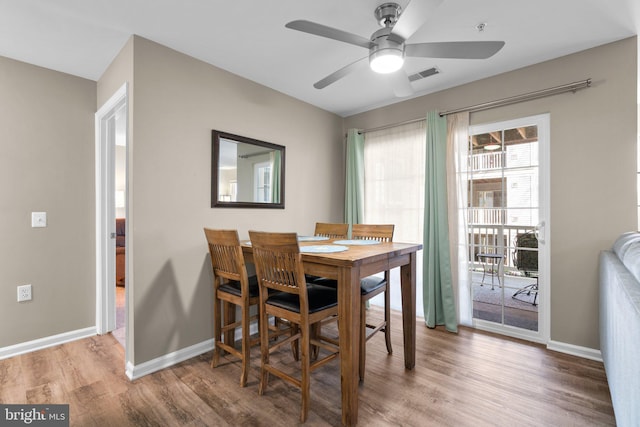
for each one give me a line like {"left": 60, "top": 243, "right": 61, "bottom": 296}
{"left": 219, "top": 275, "right": 260, "bottom": 298}
{"left": 305, "top": 274, "right": 323, "bottom": 282}
{"left": 360, "top": 276, "right": 386, "bottom": 295}
{"left": 310, "top": 277, "right": 338, "bottom": 288}
{"left": 312, "top": 276, "right": 386, "bottom": 296}
{"left": 266, "top": 284, "right": 337, "bottom": 314}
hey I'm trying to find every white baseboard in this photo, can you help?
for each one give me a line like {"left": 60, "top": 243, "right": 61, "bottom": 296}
{"left": 125, "top": 320, "right": 260, "bottom": 380}
{"left": 0, "top": 327, "right": 97, "bottom": 360}
{"left": 547, "top": 339, "right": 602, "bottom": 362}
{"left": 126, "top": 339, "right": 215, "bottom": 380}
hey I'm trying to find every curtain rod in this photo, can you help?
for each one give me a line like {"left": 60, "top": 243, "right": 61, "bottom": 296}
{"left": 354, "top": 78, "right": 591, "bottom": 135}
{"left": 439, "top": 78, "right": 591, "bottom": 116}
{"left": 357, "top": 117, "right": 426, "bottom": 135}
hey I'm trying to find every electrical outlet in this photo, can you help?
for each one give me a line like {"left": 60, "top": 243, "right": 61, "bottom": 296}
{"left": 17, "top": 284, "right": 32, "bottom": 302}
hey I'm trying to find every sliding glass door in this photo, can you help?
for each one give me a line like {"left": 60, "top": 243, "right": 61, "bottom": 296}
{"left": 466, "top": 114, "right": 549, "bottom": 343}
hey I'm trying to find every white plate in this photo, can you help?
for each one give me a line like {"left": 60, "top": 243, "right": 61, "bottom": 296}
{"left": 297, "top": 235, "right": 330, "bottom": 242}
{"left": 300, "top": 245, "right": 349, "bottom": 253}
{"left": 332, "top": 239, "right": 381, "bottom": 246}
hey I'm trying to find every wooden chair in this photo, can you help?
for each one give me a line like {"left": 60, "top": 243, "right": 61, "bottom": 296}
{"left": 305, "top": 222, "right": 349, "bottom": 284}
{"left": 204, "top": 228, "right": 291, "bottom": 386}
{"left": 249, "top": 231, "right": 340, "bottom": 423}
{"left": 351, "top": 223, "right": 395, "bottom": 382}
{"left": 314, "top": 222, "right": 348, "bottom": 239}
{"left": 204, "top": 228, "right": 257, "bottom": 387}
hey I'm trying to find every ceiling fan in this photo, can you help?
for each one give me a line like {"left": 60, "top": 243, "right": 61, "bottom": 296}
{"left": 285, "top": 0, "right": 505, "bottom": 96}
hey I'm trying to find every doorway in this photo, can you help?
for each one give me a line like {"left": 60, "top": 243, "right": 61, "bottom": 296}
{"left": 95, "top": 83, "right": 128, "bottom": 354}
{"left": 465, "top": 114, "right": 549, "bottom": 344}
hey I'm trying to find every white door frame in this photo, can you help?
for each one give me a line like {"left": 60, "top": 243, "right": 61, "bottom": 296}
{"left": 467, "top": 113, "right": 550, "bottom": 345}
{"left": 95, "top": 83, "right": 128, "bottom": 339}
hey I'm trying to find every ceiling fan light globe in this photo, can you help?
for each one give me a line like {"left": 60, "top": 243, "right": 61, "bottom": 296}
{"left": 370, "top": 49, "right": 404, "bottom": 74}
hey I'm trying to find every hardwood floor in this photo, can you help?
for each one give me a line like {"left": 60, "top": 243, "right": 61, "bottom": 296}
{"left": 0, "top": 308, "right": 615, "bottom": 426}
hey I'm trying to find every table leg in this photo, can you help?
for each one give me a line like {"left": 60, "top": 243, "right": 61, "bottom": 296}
{"left": 338, "top": 266, "right": 360, "bottom": 426}
{"left": 400, "top": 252, "right": 417, "bottom": 369}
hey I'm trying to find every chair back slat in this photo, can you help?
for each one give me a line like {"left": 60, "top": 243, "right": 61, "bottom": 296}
{"left": 249, "top": 231, "right": 306, "bottom": 298}
{"left": 352, "top": 224, "right": 394, "bottom": 242}
{"left": 204, "top": 228, "right": 247, "bottom": 284}
{"left": 314, "top": 222, "right": 348, "bottom": 239}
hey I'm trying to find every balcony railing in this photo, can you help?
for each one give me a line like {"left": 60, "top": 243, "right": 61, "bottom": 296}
{"left": 470, "top": 151, "right": 502, "bottom": 171}
{"left": 468, "top": 208, "right": 504, "bottom": 225}
{"left": 469, "top": 224, "right": 536, "bottom": 271}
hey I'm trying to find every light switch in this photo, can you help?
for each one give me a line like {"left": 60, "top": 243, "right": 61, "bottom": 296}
{"left": 31, "top": 212, "right": 47, "bottom": 228}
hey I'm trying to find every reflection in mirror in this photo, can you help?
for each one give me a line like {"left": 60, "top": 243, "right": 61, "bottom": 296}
{"left": 212, "top": 130, "right": 285, "bottom": 208}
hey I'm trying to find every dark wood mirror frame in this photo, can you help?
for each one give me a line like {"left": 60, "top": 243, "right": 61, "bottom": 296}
{"left": 211, "top": 130, "right": 285, "bottom": 209}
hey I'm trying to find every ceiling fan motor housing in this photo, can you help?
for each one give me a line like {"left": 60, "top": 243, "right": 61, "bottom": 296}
{"left": 374, "top": 2, "right": 402, "bottom": 27}
{"left": 369, "top": 3, "right": 405, "bottom": 73}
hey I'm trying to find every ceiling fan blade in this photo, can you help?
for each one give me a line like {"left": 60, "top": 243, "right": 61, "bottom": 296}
{"left": 285, "top": 20, "right": 373, "bottom": 49}
{"left": 313, "top": 56, "right": 369, "bottom": 89}
{"left": 387, "top": 70, "right": 414, "bottom": 98}
{"left": 405, "top": 41, "right": 505, "bottom": 59}
{"left": 388, "top": 0, "right": 444, "bottom": 43}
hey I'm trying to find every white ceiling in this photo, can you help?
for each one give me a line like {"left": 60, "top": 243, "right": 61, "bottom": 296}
{"left": 1, "top": 0, "right": 638, "bottom": 117}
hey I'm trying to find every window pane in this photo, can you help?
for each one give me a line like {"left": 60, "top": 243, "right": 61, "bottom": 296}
{"left": 364, "top": 121, "right": 426, "bottom": 243}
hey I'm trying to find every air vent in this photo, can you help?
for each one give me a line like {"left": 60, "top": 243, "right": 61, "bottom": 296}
{"left": 408, "top": 67, "right": 440, "bottom": 82}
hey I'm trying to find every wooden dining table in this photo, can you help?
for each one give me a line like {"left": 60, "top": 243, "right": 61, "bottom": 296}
{"left": 242, "top": 237, "right": 423, "bottom": 426}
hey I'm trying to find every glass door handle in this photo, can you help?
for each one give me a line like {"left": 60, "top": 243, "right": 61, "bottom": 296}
{"left": 536, "top": 221, "right": 546, "bottom": 244}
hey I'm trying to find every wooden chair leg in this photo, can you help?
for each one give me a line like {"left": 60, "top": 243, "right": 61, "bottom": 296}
{"left": 384, "top": 283, "right": 392, "bottom": 355}
{"left": 239, "top": 301, "right": 250, "bottom": 387}
{"left": 300, "top": 323, "right": 311, "bottom": 423}
{"left": 258, "top": 307, "right": 270, "bottom": 396}
{"left": 310, "top": 322, "right": 320, "bottom": 361}
{"left": 223, "top": 302, "right": 235, "bottom": 352}
{"left": 291, "top": 323, "right": 300, "bottom": 361}
{"left": 359, "top": 298, "right": 367, "bottom": 382}
{"left": 212, "top": 296, "right": 222, "bottom": 368}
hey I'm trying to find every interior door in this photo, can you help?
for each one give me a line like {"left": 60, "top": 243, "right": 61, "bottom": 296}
{"left": 95, "top": 83, "right": 128, "bottom": 348}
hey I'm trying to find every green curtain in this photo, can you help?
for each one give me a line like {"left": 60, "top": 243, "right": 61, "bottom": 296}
{"left": 423, "top": 111, "right": 458, "bottom": 332}
{"left": 270, "top": 150, "right": 281, "bottom": 203}
{"left": 344, "top": 129, "right": 364, "bottom": 234}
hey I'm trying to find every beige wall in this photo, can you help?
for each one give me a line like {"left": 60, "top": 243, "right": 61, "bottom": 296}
{"left": 128, "top": 36, "right": 344, "bottom": 363}
{"left": 97, "top": 37, "right": 134, "bottom": 109}
{"left": 0, "top": 56, "right": 96, "bottom": 347}
{"left": 1, "top": 33, "right": 634, "bottom": 360}
{"left": 344, "top": 37, "right": 638, "bottom": 350}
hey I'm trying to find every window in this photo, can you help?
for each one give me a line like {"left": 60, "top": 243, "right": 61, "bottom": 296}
{"left": 363, "top": 120, "right": 426, "bottom": 315}
{"left": 254, "top": 161, "right": 271, "bottom": 203}
{"left": 364, "top": 121, "right": 426, "bottom": 240}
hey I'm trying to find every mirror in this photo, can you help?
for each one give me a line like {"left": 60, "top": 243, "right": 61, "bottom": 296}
{"left": 212, "top": 130, "right": 285, "bottom": 208}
